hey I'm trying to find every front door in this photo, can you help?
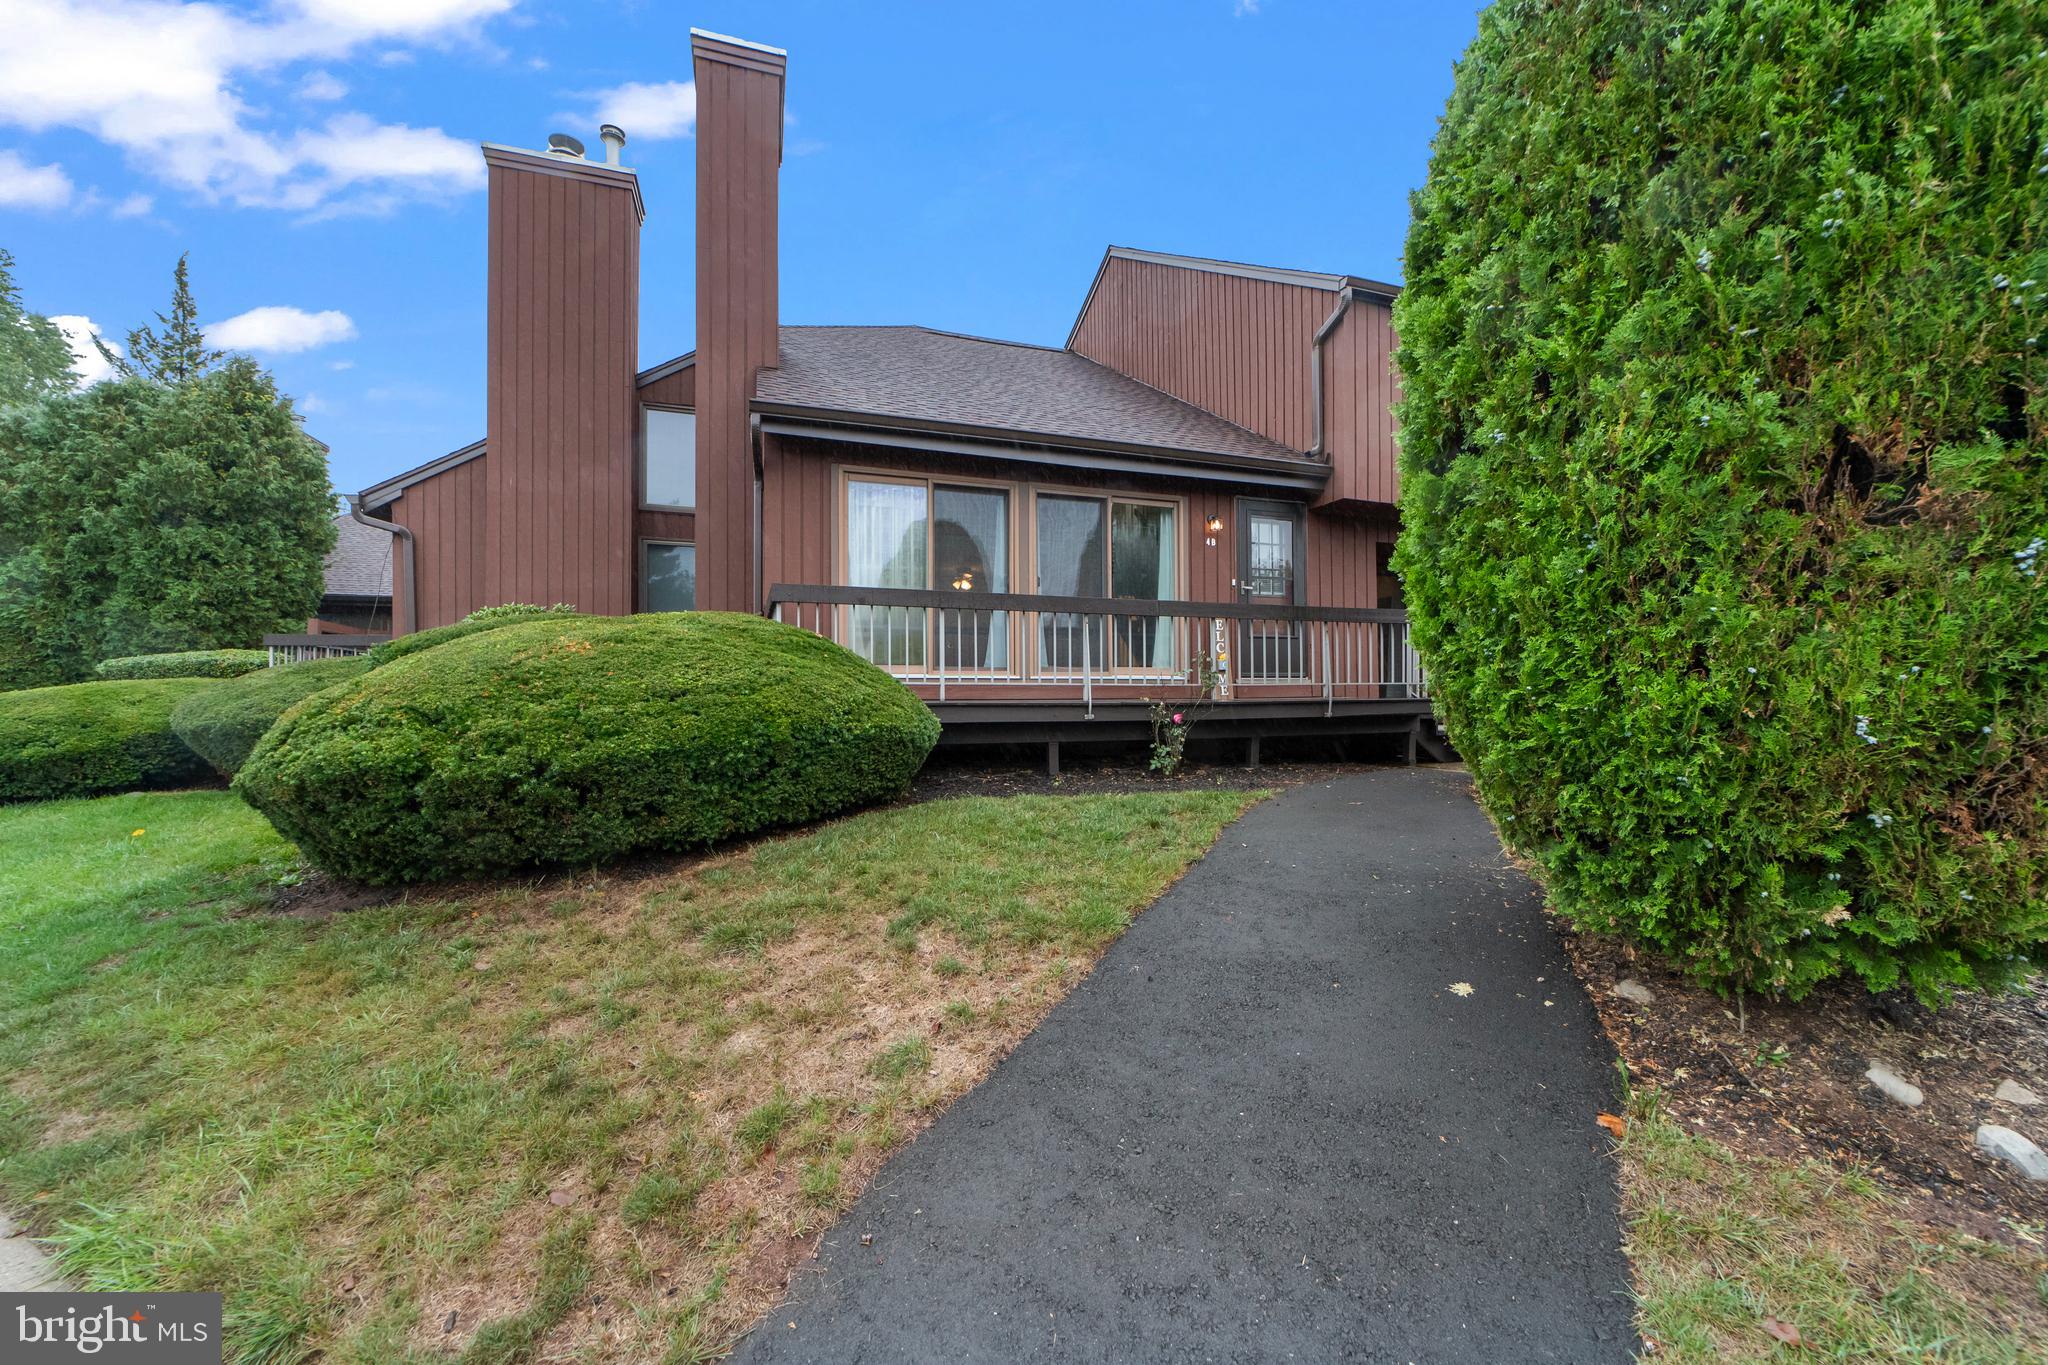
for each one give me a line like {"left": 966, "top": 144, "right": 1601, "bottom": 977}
{"left": 1238, "top": 500, "right": 1304, "bottom": 680}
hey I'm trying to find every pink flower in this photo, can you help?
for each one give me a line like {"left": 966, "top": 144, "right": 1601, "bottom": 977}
{"left": 1171, "top": 712, "right": 1184, "bottom": 725}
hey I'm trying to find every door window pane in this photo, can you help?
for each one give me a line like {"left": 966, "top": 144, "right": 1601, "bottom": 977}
{"left": 1036, "top": 495, "right": 1105, "bottom": 670}
{"left": 1111, "top": 503, "right": 1175, "bottom": 668}
{"left": 644, "top": 542, "right": 695, "bottom": 611}
{"left": 846, "top": 479, "right": 927, "bottom": 666}
{"left": 643, "top": 409, "right": 695, "bottom": 509}
{"left": 1247, "top": 512, "right": 1294, "bottom": 598}
{"left": 934, "top": 485, "right": 1009, "bottom": 669}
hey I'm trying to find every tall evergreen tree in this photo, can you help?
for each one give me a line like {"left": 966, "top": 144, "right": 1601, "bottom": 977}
{"left": 0, "top": 248, "right": 78, "bottom": 408}
{"left": 125, "top": 253, "right": 219, "bottom": 386}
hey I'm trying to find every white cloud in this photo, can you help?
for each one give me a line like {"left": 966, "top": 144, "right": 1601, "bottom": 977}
{"left": 0, "top": 149, "right": 73, "bottom": 209}
{"left": 583, "top": 80, "right": 696, "bottom": 141}
{"left": 0, "top": 0, "right": 515, "bottom": 215}
{"left": 111, "top": 192, "right": 154, "bottom": 218}
{"left": 297, "top": 70, "right": 349, "bottom": 101}
{"left": 1235, "top": 0, "right": 1262, "bottom": 14}
{"left": 210, "top": 305, "right": 358, "bottom": 353}
{"left": 296, "top": 390, "right": 331, "bottom": 414}
{"left": 329, "top": 358, "right": 355, "bottom": 371}
{"left": 50, "top": 315, "right": 123, "bottom": 386}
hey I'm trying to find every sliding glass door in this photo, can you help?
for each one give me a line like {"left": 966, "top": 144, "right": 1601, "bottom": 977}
{"left": 844, "top": 475, "right": 1011, "bottom": 672}
{"left": 1034, "top": 493, "right": 1177, "bottom": 675}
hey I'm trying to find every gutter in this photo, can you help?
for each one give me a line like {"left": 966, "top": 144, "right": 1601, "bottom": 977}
{"left": 751, "top": 413, "right": 766, "bottom": 616}
{"left": 1308, "top": 286, "right": 1369, "bottom": 460}
{"left": 346, "top": 494, "right": 416, "bottom": 638}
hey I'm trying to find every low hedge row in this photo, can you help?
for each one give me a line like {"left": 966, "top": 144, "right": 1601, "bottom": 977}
{"left": 0, "top": 678, "right": 219, "bottom": 802}
{"left": 95, "top": 649, "right": 270, "bottom": 681}
{"left": 237, "top": 612, "right": 941, "bottom": 883}
{"left": 170, "top": 657, "right": 372, "bottom": 777}
{"left": 368, "top": 604, "right": 581, "bottom": 668}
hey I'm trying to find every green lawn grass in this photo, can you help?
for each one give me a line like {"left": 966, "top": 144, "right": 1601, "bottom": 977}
{"left": 1620, "top": 1084, "right": 2048, "bottom": 1361}
{"left": 0, "top": 787, "right": 1256, "bottom": 1364}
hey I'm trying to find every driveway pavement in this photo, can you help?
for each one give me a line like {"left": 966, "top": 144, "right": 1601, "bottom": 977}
{"left": 737, "top": 766, "right": 1634, "bottom": 1362}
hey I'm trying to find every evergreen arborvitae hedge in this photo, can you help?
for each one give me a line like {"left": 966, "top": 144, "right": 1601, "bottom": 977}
{"left": 236, "top": 613, "right": 941, "bottom": 884}
{"left": 0, "top": 678, "right": 217, "bottom": 802}
{"left": 1394, "top": 0, "right": 2046, "bottom": 1002}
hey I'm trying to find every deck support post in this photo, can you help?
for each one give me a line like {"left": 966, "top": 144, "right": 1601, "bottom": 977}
{"left": 1246, "top": 735, "right": 1261, "bottom": 769}
{"left": 1045, "top": 737, "right": 1060, "bottom": 778}
{"left": 1403, "top": 721, "right": 1418, "bottom": 766}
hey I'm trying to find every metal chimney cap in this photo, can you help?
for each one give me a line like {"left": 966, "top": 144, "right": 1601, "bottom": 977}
{"left": 545, "top": 133, "right": 586, "bottom": 159}
{"left": 597, "top": 123, "right": 627, "bottom": 166}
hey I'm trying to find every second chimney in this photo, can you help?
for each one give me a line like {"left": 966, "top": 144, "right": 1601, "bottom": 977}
{"left": 691, "top": 28, "right": 785, "bottom": 613}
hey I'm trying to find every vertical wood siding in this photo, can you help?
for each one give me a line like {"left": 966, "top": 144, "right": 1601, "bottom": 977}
{"left": 1070, "top": 255, "right": 1325, "bottom": 451}
{"left": 1070, "top": 255, "right": 1400, "bottom": 511}
{"left": 637, "top": 363, "right": 696, "bottom": 408}
{"left": 483, "top": 154, "right": 640, "bottom": 620}
{"left": 1313, "top": 297, "right": 1402, "bottom": 508}
{"left": 389, "top": 454, "right": 489, "bottom": 632}
{"left": 693, "top": 36, "right": 785, "bottom": 612}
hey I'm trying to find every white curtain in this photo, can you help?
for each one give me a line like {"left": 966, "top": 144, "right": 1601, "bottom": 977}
{"left": 846, "top": 480, "right": 926, "bottom": 666}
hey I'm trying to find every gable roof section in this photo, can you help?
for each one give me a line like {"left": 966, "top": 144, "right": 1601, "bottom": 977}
{"left": 1066, "top": 246, "right": 1400, "bottom": 349}
{"left": 753, "top": 325, "right": 1310, "bottom": 470}
{"left": 359, "top": 438, "right": 487, "bottom": 509}
{"left": 323, "top": 512, "right": 393, "bottom": 600}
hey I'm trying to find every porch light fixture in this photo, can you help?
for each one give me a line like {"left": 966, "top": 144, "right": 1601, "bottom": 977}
{"left": 1204, "top": 515, "right": 1223, "bottom": 535}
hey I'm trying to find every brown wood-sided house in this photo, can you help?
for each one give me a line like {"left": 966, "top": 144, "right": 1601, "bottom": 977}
{"left": 347, "top": 30, "right": 1436, "bottom": 767}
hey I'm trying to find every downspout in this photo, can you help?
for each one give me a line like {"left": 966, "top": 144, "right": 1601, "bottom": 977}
{"left": 346, "top": 493, "right": 415, "bottom": 637}
{"left": 750, "top": 412, "right": 766, "bottom": 617}
{"left": 1307, "top": 286, "right": 1366, "bottom": 460}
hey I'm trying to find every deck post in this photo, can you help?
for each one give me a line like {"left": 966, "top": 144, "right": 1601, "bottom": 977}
{"left": 1246, "top": 734, "right": 1261, "bottom": 769}
{"left": 1403, "top": 720, "right": 1419, "bottom": 766}
{"left": 1045, "top": 736, "right": 1060, "bottom": 778}
{"left": 1080, "top": 615, "right": 1093, "bottom": 720}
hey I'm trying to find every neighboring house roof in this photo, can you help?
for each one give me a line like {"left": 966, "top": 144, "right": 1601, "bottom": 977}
{"left": 753, "top": 325, "right": 1307, "bottom": 466}
{"left": 324, "top": 513, "right": 393, "bottom": 601}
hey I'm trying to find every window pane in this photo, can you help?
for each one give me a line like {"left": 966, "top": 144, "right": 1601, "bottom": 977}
{"left": 1247, "top": 512, "right": 1295, "bottom": 598}
{"left": 644, "top": 542, "right": 695, "bottom": 611}
{"left": 1036, "top": 494, "right": 1104, "bottom": 671}
{"left": 846, "top": 479, "right": 927, "bottom": 667}
{"left": 1111, "top": 503, "right": 1175, "bottom": 669}
{"left": 934, "top": 485, "right": 1008, "bottom": 670}
{"left": 644, "top": 409, "right": 695, "bottom": 508}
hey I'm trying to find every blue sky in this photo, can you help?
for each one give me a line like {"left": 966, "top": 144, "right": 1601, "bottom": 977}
{"left": 0, "top": 2, "right": 1482, "bottom": 498}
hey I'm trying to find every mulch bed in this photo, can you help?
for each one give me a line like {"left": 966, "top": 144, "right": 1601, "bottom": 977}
{"left": 1562, "top": 922, "right": 2048, "bottom": 1242}
{"left": 905, "top": 751, "right": 1400, "bottom": 801}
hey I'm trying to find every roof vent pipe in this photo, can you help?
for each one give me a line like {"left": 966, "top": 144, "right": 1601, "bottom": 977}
{"left": 598, "top": 124, "right": 627, "bottom": 166}
{"left": 545, "top": 133, "right": 585, "bottom": 159}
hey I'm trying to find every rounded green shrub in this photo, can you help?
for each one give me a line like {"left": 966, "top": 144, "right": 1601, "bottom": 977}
{"left": 0, "top": 678, "right": 218, "bottom": 802}
{"left": 1395, "top": 0, "right": 2046, "bottom": 1002}
{"left": 95, "top": 649, "right": 269, "bottom": 681}
{"left": 366, "top": 604, "right": 581, "bottom": 668}
{"left": 169, "top": 656, "right": 372, "bottom": 777}
{"left": 236, "top": 613, "right": 941, "bottom": 883}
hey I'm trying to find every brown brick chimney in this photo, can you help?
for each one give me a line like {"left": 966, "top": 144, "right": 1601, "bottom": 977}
{"left": 690, "top": 29, "right": 785, "bottom": 612}
{"left": 480, "top": 136, "right": 645, "bottom": 615}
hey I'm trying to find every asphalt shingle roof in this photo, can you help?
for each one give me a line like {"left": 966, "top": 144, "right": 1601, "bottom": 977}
{"left": 324, "top": 513, "right": 392, "bottom": 600}
{"left": 753, "top": 326, "right": 1306, "bottom": 464}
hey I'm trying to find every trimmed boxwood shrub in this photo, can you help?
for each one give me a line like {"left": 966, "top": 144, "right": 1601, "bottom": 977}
{"left": 0, "top": 678, "right": 218, "bottom": 802}
{"left": 1395, "top": 0, "right": 2046, "bottom": 1002}
{"left": 236, "top": 613, "right": 941, "bottom": 883}
{"left": 367, "top": 603, "right": 580, "bottom": 668}
{"left": 169, "top": 656, "right": 372, "bottom": 777}
{"left": 96, "top": 649, "right": 269, "bottom": 681}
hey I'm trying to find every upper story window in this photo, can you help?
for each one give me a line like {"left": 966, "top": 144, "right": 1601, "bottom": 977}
{"left": 642, "top": 407, "right": 695, "bottom": 510}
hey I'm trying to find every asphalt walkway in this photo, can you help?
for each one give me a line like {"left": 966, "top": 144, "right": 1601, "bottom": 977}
{"left": 736, "top": 766, "right": 1634, "bottom": 1362}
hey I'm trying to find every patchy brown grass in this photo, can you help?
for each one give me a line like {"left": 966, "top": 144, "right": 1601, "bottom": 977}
{"left": 0, "top": 788, "right": 1259, "bottom": 1364}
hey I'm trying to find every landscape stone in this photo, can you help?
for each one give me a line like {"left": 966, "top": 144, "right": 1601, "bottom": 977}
{"left": 1864, "top": 1061, "right": 1923, "bottom": 1107}
{"left": 1608, "top": 979, "right": 1654, "bottom": 1005}
{"left": 1994, "top": 1080, "right": 2041, "bottom": 1108}
{"left": 1974, "top": 1125, "right": 2048, "bottom": 1181}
